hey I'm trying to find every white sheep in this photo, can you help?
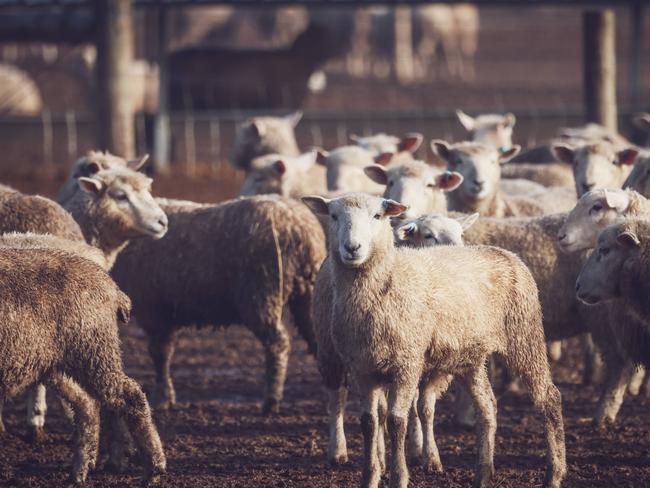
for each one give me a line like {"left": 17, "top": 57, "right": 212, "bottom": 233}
{"left": 304, "top": 192, "right": 566, "bottom": 488}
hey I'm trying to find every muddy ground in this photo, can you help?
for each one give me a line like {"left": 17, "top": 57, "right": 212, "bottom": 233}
{"left": 1, "top": 174, "right": 650, "bottom": 487}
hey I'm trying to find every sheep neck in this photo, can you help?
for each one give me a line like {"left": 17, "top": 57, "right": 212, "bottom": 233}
{"left": 449, "top": 190, "right": 504, "bottom": 217}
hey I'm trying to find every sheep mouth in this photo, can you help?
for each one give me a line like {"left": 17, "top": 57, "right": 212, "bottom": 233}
{"left": 557, "top": 239, "right": 578, "bottom": 254}
{"left": 577, "top": 293, "right": 602, "bottom": 306}
{"left": 142, "top": 223, "right": 168, "bottom": 239}
{"left": 340, "top": 254, "right": 366, "bottom": 267}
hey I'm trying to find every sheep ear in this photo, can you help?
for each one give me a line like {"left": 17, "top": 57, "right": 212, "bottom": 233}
{"left": 127, "top": 153, "right": 149, "bottom": 171}
{"left": 395, "top": 221, "right": 417, "bottom": 240}
{"left": 301, "top": 195, "right": 330, "bottom": 215}
{"left": 364, "top": 164, "right": 388, "bottom": 185}
{"left": 398, "top": 133, "right": 423, "bottom": 153}
{"left": 430, "top": 140, "right": 452, "bottom": 162}
{"left": 498, "top": 145, "right": 521, "bottom": 163}
{"left": 503, "top": 112, "right": 516, "bottom": 129}
{"left": 603, "top": 189, "right": 630, "bottom": 212}
{"left": 284, "top": 111, "right": 303, "bottom": 127}
{"left": 382, "top": 199, "right": 408, "bottom": 217}
{"left": 435, "top": 171, "right": 463, "bottom": 192}
{"left": 374, "top": 152, "right": 395, "bottom": 166}
{"left": 553, "top": 144, "right": 575, "bottom": 164}
{"left": 315, "top": 149, "right": 329, "bottom": 166}
{"left": 616, "top": 147, "right": 639, "bottom": 166}
{"left": 617, "top": 230, "right": 640, "bottom": 248}
{"left": 456, "top": 110, "right": 475, "bottom": 131}
{"left": 273, "top": 160, "right": 287, "bottom": 175}
{"left": 250, "top": 119, "right": 266, "bottom": 137}
{"left": 633, "top": 113, "right": 650, "bottom": 131}
{"left": 456, "top": 212, "right": 479, "bottom": 231}
{"left": 78, "top": 177, "right": 104, "bottom": 195}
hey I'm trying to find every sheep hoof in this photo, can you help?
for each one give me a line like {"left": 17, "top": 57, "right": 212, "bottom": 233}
{"left": 70, "top": 468, "right": 89, "bottom": 485}
{"left": 543, "top": 470, "right": 563, "bottom": 488}
{"left": 423, "top": 458, "right": 444, "bottom": 474}
{"left": 27, "top": 425, "right": 46, "bottom": 444}
{"left": 408, "top": 454, "right": 423, "bottom": 467}
{"left": 328, "top": 453, "right": 348, "bottom": 466}
{"left": 473, "top": 464, "right": 494, "bottom": 488}
{"left": 142, "top": 464, "right": 166, "bottom": 487}
{"left": 262, "top": 398, "right": 280, "bottom": 416}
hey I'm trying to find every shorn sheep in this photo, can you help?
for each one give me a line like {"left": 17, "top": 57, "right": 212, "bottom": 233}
{"left": 0, "top": 248, "right": 165, "bottom": 483}
{"left": 304, "top": 192, "right": 566, "bottom": 488}
{"left": 239, "top": 151, "right": 320, "bottom": 197}
{"left": 432, "top": 140, "right": 576, "bottom": 216}
{"left": 553, "top": 141, "right": 639, "bottom": 197}
{"left": 394, "top": 212, "right": 478, "bottom": 247}
{"left": 111, "top": 195, "right": 326, "bottom": 414}
{"left": 576, "top": 219, "right": 650, "bottom": 368}
{"left": 316, "top": 145, "right": 388, "bottom": 195}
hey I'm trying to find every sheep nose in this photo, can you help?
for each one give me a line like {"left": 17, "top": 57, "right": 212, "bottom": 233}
{"left": 473, "top": 180, "right": 484, "bottom": 188}
{"left": 575, "top": 282, "right": 581, "bottom": 292}
{"left": 158, "top": 214, "right": 168, "bottom": 228}
{"left": 558, "top": 233, "right": 567, "bottom": 242}
{"left": 344, "top": 242, "right": 361, "bottom": 254}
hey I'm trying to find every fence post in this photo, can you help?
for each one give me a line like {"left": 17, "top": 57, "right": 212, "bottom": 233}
{"left": 154, "top": 5, "right": 171, "bottom": 173}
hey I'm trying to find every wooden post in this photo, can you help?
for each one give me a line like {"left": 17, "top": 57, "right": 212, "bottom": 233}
{"left": 95, "top": 0, "right": 135, "bottom": 159}
{"left": 154, "top": 6, "right": 171, "bottom": 173}
{"left": 394, "top": 6, "right": 414, "bottom": 84}
{"left": 583, "top": 9, "right": 617, "bottom": 132}
{"left": 629, "top": 3, "right": 644, "bottom": 109}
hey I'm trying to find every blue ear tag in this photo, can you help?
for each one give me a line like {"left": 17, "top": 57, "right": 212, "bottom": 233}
{"left": 405, "top": 223, "right": 416, "bottom": 235}
{"left": 499, "top": 146, "right": 511, "bottom": 154}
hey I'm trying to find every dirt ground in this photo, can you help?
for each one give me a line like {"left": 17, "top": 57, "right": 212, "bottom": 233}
{"left": 1, "top": 174, "right": 650, "bottom": 487}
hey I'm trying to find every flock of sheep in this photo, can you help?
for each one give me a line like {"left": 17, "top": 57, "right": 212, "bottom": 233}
{"left": 1, "top": 108, "right": 650, "bottom": 487}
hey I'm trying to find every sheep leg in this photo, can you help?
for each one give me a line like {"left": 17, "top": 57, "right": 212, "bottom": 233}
{"left": 594, "top": 358, "right": 633, "bottom": 427}
{"left": 407, "top": 390, "right": 423, "bottom": 466}
{"left": 288, "top": 292, "right": 318, "bottom": 356}
{"left": 0, "top": 400, "right": 5, "bottom": 433}
{"left": 460, "top": 366, "right": 496, "bottom": 488}
{"left": 100, "top": 409, "right": 135, "bottom": 473}
{"left": 147, "top": 330, "right": 177, "bottom": 410}
{"left": 326, "top": 386, "right": 348, "bottom": 465}
{"left": 386, "top": 378, "right": 419, "bottom": 488}
{"left": 517, "top": 362, "right": 566, "bottom": 488}
{"left": 26, "top": 384, "right": 47, "bottom": 443}
{"left": 582, "top": 334, "right": 605, "bottom": 386}
{"left": 547, "top": 341, "right": 562, "bottom": 363}
{"left": 50, "top": 375, "right": 99, "bottom": 484}
{"left": 418, "top": 380, "right": 443, "bottom": 473}
{"left": 377, "top": 391, "right": 387, "bottom": 474}
{"left": 93, "top": 374, "right": 166, "bottom": 483}
{"left": 628, "top": 366, "right": 645, "bottom": 397}
{"left": 454, "top": 382, "right": 476, "bottom": 428}
{"left": 359, "top": 381, "right": 382, "bottom": 488}
{"left": 253, "top": 320, "right": 290, "bottom": 415}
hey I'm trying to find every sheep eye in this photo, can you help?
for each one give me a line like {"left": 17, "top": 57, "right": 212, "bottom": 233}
{"left": 331, "top": 214, "right": 338, "bottom": 221}
{"left": 388, "top": 181, "right": 394, "bottom": 188}
{"left": 373, "top": 213, "right": 381, "bottom": 220}
{"left": 600, "top": 247, "right": 610, "bottom": 256}
{"left": 590, "top": 203, "right": 603, "bottom": 214}
{"left": 113, "top": 192, "right": 128, "bottom": 201}
{"left": 424, "top": 234, "right": 435, "bottom": 240}
{"left": 426, "top": 183, "right": 435, "bottom": 189}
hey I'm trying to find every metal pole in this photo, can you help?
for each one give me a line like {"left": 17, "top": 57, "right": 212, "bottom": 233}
{"left": 154, "top": 5, "right": 170, "bottom": 173}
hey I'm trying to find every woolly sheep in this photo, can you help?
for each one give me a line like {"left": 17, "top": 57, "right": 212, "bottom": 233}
{"left": 364, "top": 159, "right": 463, "bottom": 219}
{"left": 553, "top": 141, "right": 639, "bottom": 197}
{"left": 230, "top": 111, "right": 302, "bottom": 171}
{"left": 432, "top": 140, "right": 576, "bottom": 216}
{"left": 315, "top": 145, "right": 387, "bottom": 195}
{"left": 111, "top": 195, "right": 326, "bottom": 414}
{"left": 558, "top": 189, "right": 650, "bottom": 254}
{"left": 501, "top": 162, "right": 575, "bottom": 188}
{"left": 455, "top": 109, "right": 516, "bottom": 151}
{"left": 349, "top": 132, "right": 423, "bottom": 160}
{"left": 304, "top": 193, "right": 566, "bottom": 488}
{"left": 394, "top": 212, "right": 478, "bottom": 247}
{"left": 239, "top": 151, "right": 321, "bottom": 197}
{"left": 0, "top": 248, "right": 165, "bottom": 483}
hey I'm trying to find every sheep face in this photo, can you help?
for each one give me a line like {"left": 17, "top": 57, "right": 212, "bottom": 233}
{"left": 350, "top": 133, "right": 423, "bottom": 157}
{"left": 364, "top": 161, "right": 462, "bottom": 220}
{"left": 394, "top": 212, "right": 477, "bottom": 247}
{"left": 302, "top": 193, "right": 406, "bottom": 268}
{"left": 316, "top": 146, "right": 378, "bottom": 193}
{"left": 456, "top": 110, "right": 516, "bottom": 151}
{"left": 558, "top": 189, "right": 631, "bottom": 253}
{"left": 623, "top": 155, "right": 650, "bottom": 198}
{"left": 553, "top": 142, "right": 638, "bottom": 197}
{"left": 240, "top": 152, "right": 316, "bottom": 197}
{"left": 576, "top": 223, "right": 639, "bottom": 305}
{"left": 432, "top": 140, "right": 519, "bottom": 206}
{"left": 79, "top": 168, "right": 168, "bottom": 239}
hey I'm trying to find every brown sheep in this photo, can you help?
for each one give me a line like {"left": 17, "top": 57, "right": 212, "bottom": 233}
{"left": 111, "top": 195, "right": 326, "bottom": 414}
{"left": 0, "top": 248, "right": 166, "bottom": 483}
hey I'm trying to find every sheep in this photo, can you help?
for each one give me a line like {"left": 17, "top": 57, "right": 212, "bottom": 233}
{"left": 315, "top": 145, "right": 388, "bottom": 195}
{"left": 0, "top": 248, "right": 165, "bottom": 483}
{"left": 63, "top": 166, "right": 169, "bottom": 269}
{"left": 110, "top": 195, "right": 326, "bottom": 414}
{"left": 304, "top": 192, "right": 566, "bottom": 488}
{"left": 552, "top": 141, "right": 639, "bottom": 197}
{"left": 230, "top": 111, "right": 302, "bottom": 171}
{"left": 349, "top": 132, "right": 423, "bottom": 161}
{"left": 58, "top": 150, "right": 150, "bottom": 206}
{"left": 394, "top": 212, "right": 478, "bottom": 247}
{"left": 239, "top": 151, "right": 322, "bottom": 197}
{"left": 432, "top": 140, "right": 576, "bottom": 216}
{"left": 557, "top": 188, "right": 650, "bottom": 254}
{"left": 455, "top": 109, "right": 516, "bottom": 151}
{"left": 363, "top": 159, "right": 463, "bottom": 219}
{"left": 622, "top": 152, "right": 650, "bottom": 197}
